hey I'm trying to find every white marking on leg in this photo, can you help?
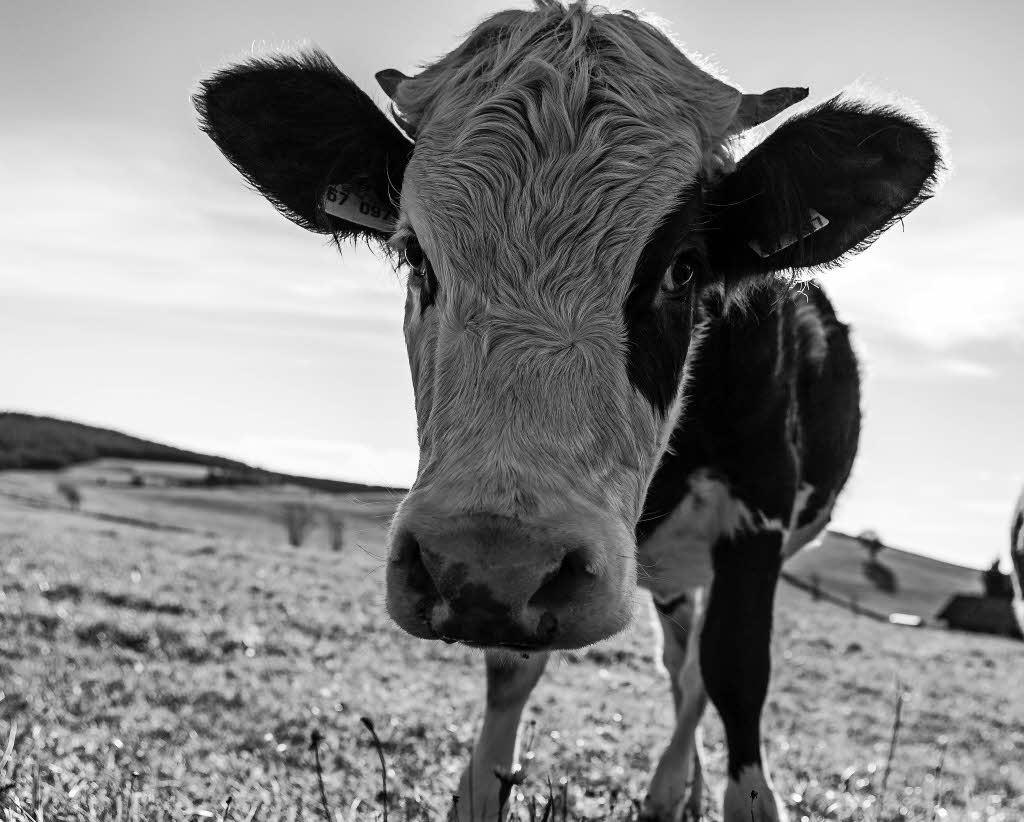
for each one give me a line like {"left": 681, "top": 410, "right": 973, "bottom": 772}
{"left": 723, "top": 761, "right": 788, "bottom": 822}
{"left": 457, "top": 651, "right": 548, "bottom": 822}
{"left": 643, "top": 590, "right": 708, "bottom": 821}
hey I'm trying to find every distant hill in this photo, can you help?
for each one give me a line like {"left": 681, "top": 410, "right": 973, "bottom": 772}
{"left": 0, "top": 412, "right": 405, "bottom": 495}
{"left": 3, "top": 414, "right": 995, "bottom": 627}
{"left": 785, "top": 530, "right": 985, "bottom": 622}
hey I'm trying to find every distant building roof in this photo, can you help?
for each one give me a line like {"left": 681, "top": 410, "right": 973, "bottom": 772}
{"left": 937, "top": 594, "right": 1022, "bottom": 639}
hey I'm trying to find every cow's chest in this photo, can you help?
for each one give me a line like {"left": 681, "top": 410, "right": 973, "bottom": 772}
{"left": 636, "top": 471, "right": 723, "bottom": 605}
{"left": 637, "top": 469, "right": 832, "bottom": 607}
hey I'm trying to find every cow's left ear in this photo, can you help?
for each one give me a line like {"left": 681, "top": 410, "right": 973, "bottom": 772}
{"left": 705, "top": 97, "right": 942, "bottom": 277}
{"left": 193, "top": 47, "right": 412, "bottom": 243}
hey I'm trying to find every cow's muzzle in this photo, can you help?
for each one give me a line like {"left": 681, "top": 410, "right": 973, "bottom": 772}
{"left": 385, "top": 499, "right": 633, "bottom": 650}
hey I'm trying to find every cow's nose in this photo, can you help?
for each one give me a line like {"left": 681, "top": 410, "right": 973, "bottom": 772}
{"left": 386, "top": 509, "right": 629, "bottom": 649}
{"left": 388, "top": 520, "right": 591, "bottom": 647}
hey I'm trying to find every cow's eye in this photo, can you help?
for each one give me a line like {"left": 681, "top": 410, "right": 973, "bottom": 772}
{"left": 660, "top": 251, "right": 699, "bottom": 298}
{"left": 402, "top": 237, "right": 437, "bottom": 307}
{"left": 404, "top": 238, "right": 426, "bottom": 273}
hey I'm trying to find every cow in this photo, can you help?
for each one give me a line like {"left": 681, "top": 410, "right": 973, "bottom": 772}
{"left": 1012, "top": 487, "right": 1024, "bottom": 636}
{"left": 193, "top": 2, "right": 941, "bottom": 820}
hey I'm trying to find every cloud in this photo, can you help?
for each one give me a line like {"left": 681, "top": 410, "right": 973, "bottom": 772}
{"left": 844, "top": 321, "right": 1001, "bottom": 383}
{"left": 938, "top": 357, "right": 996, "bottom": 379}
{"left": 0, "top": 127, "right": 403, "bottom": 324}
{"left": 826, "top": 214, "right": 1024, "bottom": 349}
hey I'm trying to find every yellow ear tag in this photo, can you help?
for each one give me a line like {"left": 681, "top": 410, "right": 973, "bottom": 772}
{"left": 749, "top": 209, "right": 829, "bottom": 258}
{"left": 322, "top": 184, "right": 398, "bottom": 232}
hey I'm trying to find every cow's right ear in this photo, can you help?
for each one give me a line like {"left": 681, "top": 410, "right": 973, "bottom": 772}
{"left": 193, "top": 47, "right": 412, "bottom": 243}
{"left": 704, "top": 96, "right": 941, "bottom": 280}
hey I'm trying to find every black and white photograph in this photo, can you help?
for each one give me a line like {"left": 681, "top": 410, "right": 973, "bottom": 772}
{"left": 2, "top": 1, "right": 1021, "bottom": 820}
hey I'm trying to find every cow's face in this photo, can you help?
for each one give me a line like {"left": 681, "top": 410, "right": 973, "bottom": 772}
{"left": 383, "top": 9, "right": 749, "bottom": 649}
{"left": 195, "top": 3, "right": 940, "bottom": 650}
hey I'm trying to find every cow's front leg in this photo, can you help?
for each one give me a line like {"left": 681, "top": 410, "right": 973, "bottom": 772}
{"left": 642, "top": 590, "right": 708, "bottom": 821}
{"left": 454, "top": 649, "right": 549, "bottom": 822}
{"left": 701, "top": 531, "right": 787, "bottom": 822}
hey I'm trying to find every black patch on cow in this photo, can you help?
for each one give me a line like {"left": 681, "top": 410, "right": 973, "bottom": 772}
{"left": 699, "top": 529, "right": 783, "bottom": 778}
{"left": 637, "top": 283, "right": 805, "bottom": 544}
{"left": 418, "top": 265, "right": 438, "bottom": 313}
{"left": 791, "top": 283, "right": 861, "bottom": 526}
{"left": 194, "top": 47, "right": 412, "bottom": 242}
{"left": 624, "top": 186, "right": 706, "bottom": 413}
{"left": 637, "top": 281, "right": 860, "bottom": 543}
{"left": 401, "top": 239, "right": 437, "bottom": 313}
{"left": 704, "top": 97, "right": 942, "bottom": 283}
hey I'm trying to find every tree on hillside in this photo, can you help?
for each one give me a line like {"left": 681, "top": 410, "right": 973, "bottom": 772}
{"left": 863, "top": 559, "right": 899, "bottom": 593}
{"left": 982, "top": 558, "right": 1013, "bottom": 600}
{"left": 283, "top": 503, "right": 314, "bottom": 547}
{"left": 325, "top": 511, "right": 346, "bottom": 552}
{"left": 857, "top": 529, "right": 885, "bottom": 562}
{"left": 55, "top": 481, "right": 82, "bottom": 511}
{"left": 858, "top": 529, "right": 898, "bottom": 592}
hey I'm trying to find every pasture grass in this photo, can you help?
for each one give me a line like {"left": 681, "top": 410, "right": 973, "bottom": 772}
{"left": 0, "top": 476, "right": 1021, "bottom": 821}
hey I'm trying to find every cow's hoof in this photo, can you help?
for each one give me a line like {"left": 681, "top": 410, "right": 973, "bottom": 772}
{"left": 638, "top": 796, "right": 703, "bottom": 822}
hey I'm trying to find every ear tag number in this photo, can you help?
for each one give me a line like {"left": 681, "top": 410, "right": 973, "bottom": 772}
{"left": 323, "top": 184, "right": 398, "bottom": 232}
{"left": 749, "top": 209, "right": 829, "bottom": 258}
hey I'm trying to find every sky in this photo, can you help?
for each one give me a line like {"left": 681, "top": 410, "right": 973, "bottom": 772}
{"left": 2, "top": 1, "right": 1022, "bottom": 569}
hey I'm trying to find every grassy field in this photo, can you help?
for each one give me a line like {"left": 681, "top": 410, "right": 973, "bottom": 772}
{"left": 1, "top": 469, "right": 1022, "bottom": 821}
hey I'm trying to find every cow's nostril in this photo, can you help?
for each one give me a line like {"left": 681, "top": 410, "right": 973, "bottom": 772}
{"left": 394, "top": 529, "right": 438, "bottom": 598}
{"left": 528, "top": 549, "right": 593, "bottom": 609}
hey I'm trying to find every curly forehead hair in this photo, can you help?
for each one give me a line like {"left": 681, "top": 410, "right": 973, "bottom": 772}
{"left": 390, "top": 1, "right": 743, "bottom": 282}
{"left": 394, "top": 1, "right": 740, "bottom": 142}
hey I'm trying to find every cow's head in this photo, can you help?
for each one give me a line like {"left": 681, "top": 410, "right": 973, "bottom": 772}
{"left": 195, "top": 2, "right": 940, "bottom": 650}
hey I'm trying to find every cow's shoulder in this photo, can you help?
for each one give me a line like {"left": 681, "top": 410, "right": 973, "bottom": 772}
{"left": 638, "top": 281, "right": 859, "bottom": 557}
{"left": 639, "top": 282, "right": 798, "bottom": 545}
